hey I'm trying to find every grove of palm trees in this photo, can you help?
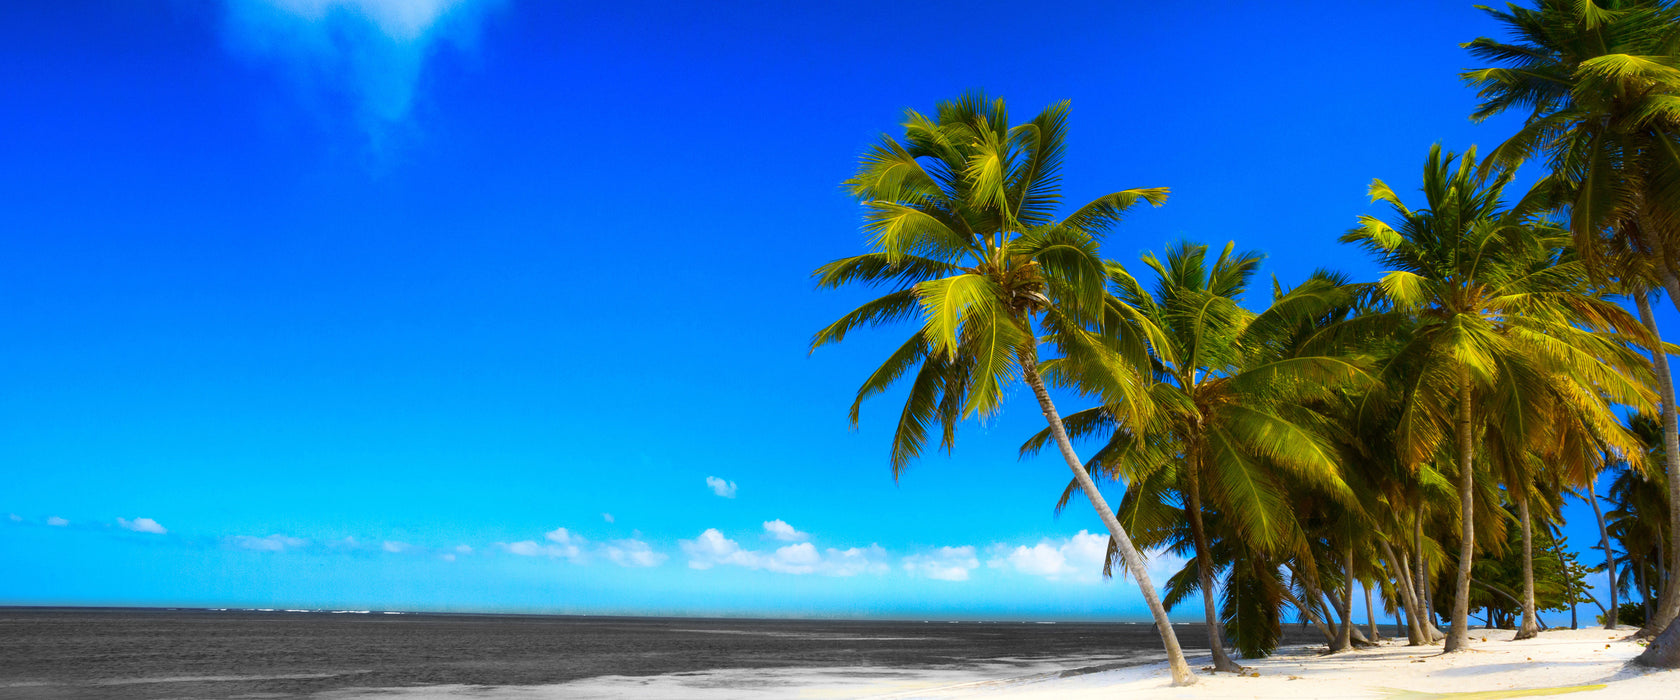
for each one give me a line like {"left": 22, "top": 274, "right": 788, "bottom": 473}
{"left": 815, "top": 0, "right": 1680, "bottom": 684}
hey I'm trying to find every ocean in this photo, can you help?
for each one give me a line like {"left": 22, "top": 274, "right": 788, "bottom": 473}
{"left": 0, "top": 607, "right": 1326, "bottom": 698}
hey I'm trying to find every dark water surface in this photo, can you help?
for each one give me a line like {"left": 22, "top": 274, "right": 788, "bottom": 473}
{"left": 0, "top": 607, "right": 1323, "bottom": 698}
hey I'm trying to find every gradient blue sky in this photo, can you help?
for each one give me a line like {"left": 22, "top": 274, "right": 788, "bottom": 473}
{"left": 1, "top": 0, "right": 1671, "bottom": 623}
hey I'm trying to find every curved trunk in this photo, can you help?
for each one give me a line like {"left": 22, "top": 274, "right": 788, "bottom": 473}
{"left": 1515, "top": 494, "right": 1539, "bottom": 640}
{"left": 1331, "top": 542, "right": 1355, "bottom": 652}
{"left": 1184, "top": 449, "right": 1243, "bottom": 671}
{"left": 1637, "top": 288, "right": 1680, "bottom": 635}
{"left": 1589, "top": 480, "right": 1618, "bottom": 629}
{"left": 1444, "top": 364, "right": 1476, "bottom": 653}
{"left": 1017, "top": 345, "right": 1195, "bottom": 686}
{"left": 1280, "top": 583, "right": 1337, "bottom": 642}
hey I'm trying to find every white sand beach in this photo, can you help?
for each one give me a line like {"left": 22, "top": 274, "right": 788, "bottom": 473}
{"left": 902, "top": 626, "right": 1678, "bottom": 699}
{"left": 327, "top": 626, "right": 1680, "bottom": 699}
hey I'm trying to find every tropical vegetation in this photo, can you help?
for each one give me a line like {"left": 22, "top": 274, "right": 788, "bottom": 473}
{"left": 813, "top": 0, "right": 1680, "bottom": 678}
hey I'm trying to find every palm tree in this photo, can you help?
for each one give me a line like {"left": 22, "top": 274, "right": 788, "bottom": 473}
{"left": 1341, "top": 144, "right": 1655, "bottom": 652}
{"left": 1463, "top": 0, "right": 1680, "bottom": 634}
{"left": 1021, "top": 250, "right": 1368, "bottom": 666}
{"left": 809, "top": 94, "right": 1196, "bottom": 685}
{"left": 1464, "top": 0, "right": 1680, "bottom": 297}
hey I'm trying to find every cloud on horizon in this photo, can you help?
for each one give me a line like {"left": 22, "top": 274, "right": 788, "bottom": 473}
{"left": 680, "top": 528, "right": 886, "bottom": 576}
{"left": 218, "top": 0, "right": 498, "bottom": 144}
{"left": 117, "top": 517, "right": 168, "bottom": 535}
{"left": 901, "top": 546, "right": 980, "bottom": 581}
{"left": 987, "top": 530, "right": 1108, "bottom": 583}
{"left": 605, "top": 538, "right": 667, "bottom": 568}
{"left": 232, "top": 534, "right": 309, "bottom": 552}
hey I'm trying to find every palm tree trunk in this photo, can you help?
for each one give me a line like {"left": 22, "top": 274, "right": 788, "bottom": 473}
{"left": 1642, "top": 565, "right": 1654, "bottom": 624}
{"left": 1331, "top": 542, "right": 1355, "bottom": 652}
{"left": 1550, "top": 522, "right": 1577, "bottom": 631}
{"left": 1445, "top": 365, "right": 1476, "bottom": 652}
{"left": 1279, "top": 582, "right": 1337, "bottom": 642}
{"left": 1383, "top": 541, "right": 1427, "bottom": 645}
{"left": 1184, "top": 448, "right": 1242, "bottom": 671}
{"left": 1636, "top": 288, "right": 1680, "bottom": 634}
{"left": 1413, "top": 509, "right": 1443, "bottom": 641}
{"left": 1366, "top": 583, "right": 1381, "bottom": 642}
{"left": 1588, "top": 480, "right": 1618, "bottom": 629}
{"left": 1515, "top": 494, "right": 1540, "bottom": 640}
{"left": 1017, "top": 345, "right": 1194, "bottom": 686}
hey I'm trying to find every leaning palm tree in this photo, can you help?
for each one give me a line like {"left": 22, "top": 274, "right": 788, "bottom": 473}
{"left": 810, "top": 94, "right": 1195, "bottom": 685}
{"left": 1464, "top": 0, "right": 1680, "bottom": 634}
{"left": 1341, "top": 144, "right": 1655, "bottom": 652}
{"left": 1021, "top": 253, "right": 1368, "bottom": 666}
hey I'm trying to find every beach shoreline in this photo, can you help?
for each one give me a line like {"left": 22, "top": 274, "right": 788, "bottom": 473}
{"left": 312, "top": 625, "right": 1679, "bottom": 698}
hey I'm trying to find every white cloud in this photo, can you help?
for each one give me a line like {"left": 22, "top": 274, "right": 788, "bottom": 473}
{"left": 46, "top": 516, "right": 68, "bottom": 527}
{"left": 765, "top": 543, "right": 822, "bottom": 574}
{"left": 988, "top": 530, "right": 1109, "bottom": 583}
{"left": 502, "top": 527, "right": 588, "bottom": 561}
{"left": 544, "top": 527, "right": 585, "bottom": 557}
{"left": 8, "top": 514, "right": 21, "bottom": 522}
{"left": 602, "top": 513, "right": 615, "bottom": 523}
{"left": 232, "top": 534, "right": 308, "bottom": 552}
{"left": 604, "top": 538, "right": 667, "bottom": 568}
{"left": 680, "top": 528, "right": 757, "bottom": 570}
{"left": 902, "top": 546, "right": 980, "bottom": 581}
{"left": 382, "top": 541, "right": 410, "bottom": 553}
{"left": 823, "top": 545, "right": 892, "bottom": 576}
{"left": 762, "top": 519, "right": 809, "bottom": 542}
{"left": 441, "top": 553, "right": 457, "bottom": 562}
{"left": 219, "top": 0, "right": 497, "bottom": 142}
{"left": 680, "top": 529, "right": 887, "bottom": 576}
{"left": 117, "top": 517, "right": 168, "bottom": 535}
{"left": 504, "top": 540, "right": 545, "bottom": 556}
{"left": 454, "top": 544, "right": 473, "bottom": 554}
{"left": 706, "top": 476, "right": 737, "bottom": 498}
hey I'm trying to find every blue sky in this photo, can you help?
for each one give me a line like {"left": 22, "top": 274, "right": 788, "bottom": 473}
{"left": 0, "top": 0, "right": 1671, "bottom": 624}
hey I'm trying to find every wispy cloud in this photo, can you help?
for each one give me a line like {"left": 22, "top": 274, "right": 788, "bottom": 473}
{"left": 601, "top": 513, "right": 615, "bottom": 524}
{"left": 382, "top": 540, "right": 411, "bottom": 553}
{"left": 680, "top": 528, "right": 886, "bottom": 576}
{"left": 117, "top": 517, "right": 168, "bottom": 535}
{"left": 762, "top": 519, "right": 809, "bottom": 542}
{"left": 705, "top": 476, "right": 737, "bottom": 499}
{"left": 219, "top": 0, "right": 498, "bottom": 145}
{"left": 232, "top": 534, "right": 309, "bottom": 552}
{"left": 604, "top": 538, "right": 667, "bottom": 568}
{"left": 501, "top": 527, "right": 588, "bottom": 561}
{"left": 46, "top": 516, "right": 69, "bottom": 527}
{"left": 902, "top": 546, "right": 980, "bottom": 582}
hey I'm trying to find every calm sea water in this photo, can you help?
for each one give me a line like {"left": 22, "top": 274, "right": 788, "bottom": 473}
{"left": 0, "top": 607, "right": 1323, "bottom": 698}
